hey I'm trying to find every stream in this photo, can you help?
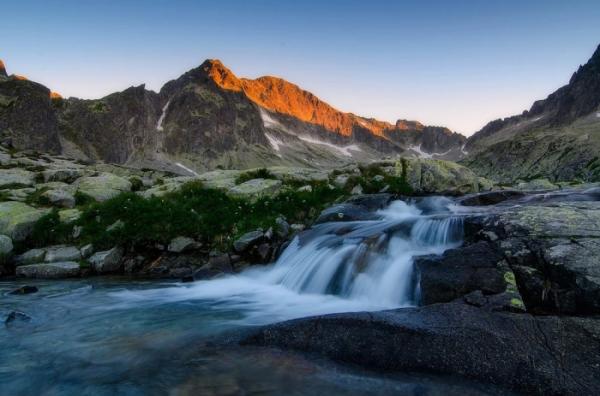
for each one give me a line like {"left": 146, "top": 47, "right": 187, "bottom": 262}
{"left": 1, "top": 196, "right": 519, "bottom": 395}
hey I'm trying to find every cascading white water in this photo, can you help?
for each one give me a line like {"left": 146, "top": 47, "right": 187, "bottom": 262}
{"left": 112, "top": 197, "right": 464, "bottom": 323}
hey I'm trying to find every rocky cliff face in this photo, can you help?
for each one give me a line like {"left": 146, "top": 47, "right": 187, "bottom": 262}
{"left": 0, "top": 59, "right": 466, "bottom": 173}
{"left": 464, "top": 44, "right": 600, "bottom": 183}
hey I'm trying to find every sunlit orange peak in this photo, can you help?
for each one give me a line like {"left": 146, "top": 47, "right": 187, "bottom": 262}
{"left": 13, "top": 74, "right": 28, "bottom": 81}
{"left": 50, "top": 91, "right": 62, "bottom": 99}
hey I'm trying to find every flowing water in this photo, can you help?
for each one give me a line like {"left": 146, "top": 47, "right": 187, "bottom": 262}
{"left": 0, "top": 197, "right": 510, "bottom": 395}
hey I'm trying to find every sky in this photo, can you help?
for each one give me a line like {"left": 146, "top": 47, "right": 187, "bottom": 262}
{"left": 1, "top": 0, "right": 600, "bottom": 135}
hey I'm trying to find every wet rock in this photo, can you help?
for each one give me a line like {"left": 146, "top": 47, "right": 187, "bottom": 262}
{"left": 16, "top": 262, "right": 81, "bottom": 278}
{"left": 467, "top": 201, "right": 600, "bottom": 314}
{"left": 458, "top": 190, "right": 525, "bottom": 206}
{"left": 233, "top": 230, "right": 264, "bottom": 253}
{"left": 415, "top": 242, "right": 510, "bottom": 305}
{"left": 315, "top": 204, "right": 379, "bottom": 224}
{"left": 350, "top": 184, "right": 363, "bottom": 195}
{"left": 89, "top": 247, "right": 123, "bottom": 274}
{"left": 9, "top": 285, "right": 38, "bottom": 295}
{"left": 193, "top": 254, "right": 233, "bottom": 280}
{"left": 344, "top": 193, "right": 394, "bottom": 211}
{"left": 5, "top": 311, "right": 32, "bottom": 325}
{"left": 0, "top": 234, "right": 13, "bottom": 255}
{"left": 243, "top": 302, "right": 600, "bottom": 395}
{"left": 44, "top": 245, "right": 81, "bottom": 263}
{"left": 274, "top": 216, "right": 290, "bottom": 238}
{"left": 0, "top": 202, "right": 50, "bottom": 241}
{"left": 181, "top": 275, "right": 194, "bottom": 283}
{"left": 168, "top": 236, "right": 201, "bottom": 253}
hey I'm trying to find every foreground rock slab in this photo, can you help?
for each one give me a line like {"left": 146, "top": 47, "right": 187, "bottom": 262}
{"left": 242, "top": 302, "right": 600, "bottom": 395}
{"left": 16, "top": 262, "right": 81, "bottom": 278}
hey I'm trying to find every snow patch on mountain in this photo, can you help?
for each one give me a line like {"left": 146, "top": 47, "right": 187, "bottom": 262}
{"left": 265, "top": 133, "right": 283, "bottom": 157}
{"left": 175, "top": 162, "right": 200, "bottom": 177}
{"left": 297, "top": 135, "right": 361, "bottom": 157}
{"left": 156, "top": 100, "right": 171, "bottom": 131}
{"left": 409, "top": 144, "right": 452, "bottom": 159}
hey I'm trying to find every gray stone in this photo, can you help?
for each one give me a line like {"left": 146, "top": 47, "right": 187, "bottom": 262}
{"left": 168, "top": 236, "right": 200, "bottom": 253}
{"left": 75, "top": 172, "right": 132, "bottom": 202}
{"left": 44, "top": 245, "right": 81, "bottom": 263}
{"left": 16, "top": 262, "right": 81, "bottom": 279}
{"left": 0, "top": 234, "right": 13, "bottom": 255}
{"left": 42, "top": 189, "right": 75, "bottom": 208}
{"left": 296, "top": 185, "right": 312, "bottom": 192}
{"left": 228, "top": 178, "right": 282, "bottom": 199}
{"left": 80, "top": 244, "right": 94, "bottom": 258}
{"left": 333, "top": 174, "right": 349, "bottom": 188}
{"left": 14, "top": 248, "right": 46, "bottom": 265}
{"left": 233, "top": 230, "right": 264, "bottom": 253}
{"left": 42, "top": 168, "right": 85, "bottom": 183}
{"left": 89, "top": 247, "right": 124, "bottom": 273}
{"left": 0, "top": 168, "right": 36, "bottom": 188}
{"left": 350, "top": 184, "right": 363, "bottom": 195}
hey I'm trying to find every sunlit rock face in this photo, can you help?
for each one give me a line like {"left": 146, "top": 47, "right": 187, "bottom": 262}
{"left": 0, "top": 58, "right": 467, "bottom": 172}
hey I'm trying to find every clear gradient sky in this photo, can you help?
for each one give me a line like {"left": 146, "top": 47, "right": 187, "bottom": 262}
{"left": 2, "top": 0, "right": 600, "bottom": 135}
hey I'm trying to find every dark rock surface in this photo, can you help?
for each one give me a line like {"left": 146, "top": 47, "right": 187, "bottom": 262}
{"left": 243, "top": 302, "right": 600, "bottom": 395}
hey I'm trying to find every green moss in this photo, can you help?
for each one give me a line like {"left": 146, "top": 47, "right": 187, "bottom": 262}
{"left": 27, "top": 209, "right": 73, "bottom": 248}
{"left": 26, "top": 180, "right": 345, "bottom": 251}
{"left": 510, "top": 298, "right": 525, "bottom": 309}
{"left": 74, "top": 191, "right": 95, "bottom": 207}
{"left": 25, "top": 187, "right": 51, "bottom": 206}
{"left": 129, "top": 176, "right": 144, "bottom": 192}
{"left": 89, "top": 101, "right": 109, "bottom": 113}
{"left": 235, "top": 168, "right": 276, "bottom": 185}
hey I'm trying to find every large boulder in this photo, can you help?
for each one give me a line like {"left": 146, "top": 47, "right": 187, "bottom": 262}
{"left": 233, "top": 230, "right": 265, "bottom": 253}
{"left": 243, "top": 302, "right": 600, "bottom": 395}
{"left": 88, "top": 247, "right": 123, "bottom": 273}
{"left": 400, "top": 158, "right": 481, "bottom": 195}
{"left": 0, "top": 202, "right": 49, "bottom": 241}
{"left": 75, "top": 172, "right": 132, "bottom": 202}
{"left": 42, "top": 188, "right": 75, "bottom": 208}
{"left": 465, "top": 201, "right": 600, "bottom": 314}
{"left": 0, "top": 168, "right": 36, "bottom": 188}
{"left": 44, "top": 245, "right": 81, "bottom": 262}
{"left": 16, "top": 262, "right": 81, "bottom": 278}
{"left": 227, "top": 178, "right": 282, "bottom": 199}
{"left": 168, "top": 236, "right": 201, "bottom": 253}
{"left": 415, "top": 241, "right": 524, "bottom": 311}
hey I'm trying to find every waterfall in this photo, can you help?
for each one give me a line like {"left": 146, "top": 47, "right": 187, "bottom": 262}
{"left": 261, "top": 197, "right": 463, "bottom": 307}
{"left": 112, "top": 197, "right": 464, "bottom": 323}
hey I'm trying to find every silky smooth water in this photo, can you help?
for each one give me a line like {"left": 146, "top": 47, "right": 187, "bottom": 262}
{"left": 0, "top": 198, "right": 510, "bottom": 395}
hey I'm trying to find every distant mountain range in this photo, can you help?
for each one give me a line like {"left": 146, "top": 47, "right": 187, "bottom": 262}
{"left": 1, "top": 43, "right": 599, "bottom": 181}
{"left": 463, "top": 43, "right": 600, "bottom": 183}
{"left": 0, "top": 58, "right": 465, "bottom": 175}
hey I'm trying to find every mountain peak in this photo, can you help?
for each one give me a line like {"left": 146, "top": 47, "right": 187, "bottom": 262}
{"left": 0, "top": 59, "right": 6, "bottom": 77}
{"left": 200, "top": 59, "right": 242, "bottom": 91}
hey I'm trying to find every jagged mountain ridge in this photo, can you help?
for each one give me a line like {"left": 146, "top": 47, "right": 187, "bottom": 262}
{"left": 464, "top": 43, "right": 600, "bottom": 183}
{"left": 0, "top": 58, "right": 465, "bottom": 174}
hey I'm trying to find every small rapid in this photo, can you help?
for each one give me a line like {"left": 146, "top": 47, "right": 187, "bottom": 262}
{"left": 111, "top": 197, "right": 464, "bottom": 323}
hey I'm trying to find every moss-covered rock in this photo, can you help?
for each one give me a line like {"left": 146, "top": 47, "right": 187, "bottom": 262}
{"left": 227, "top": 178, "right": 282, "bottom": 199}
{"left": 0, "top": 201, "right": 50, "bottom": 241}
{"left": 399, "top": 158, "right": 481, "bottom": 195}
{"left": 75, "top": 172, "right": 132, "bottom": 201}
{"left": 0, "top": 168, "right": 36, "bottom": 189}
